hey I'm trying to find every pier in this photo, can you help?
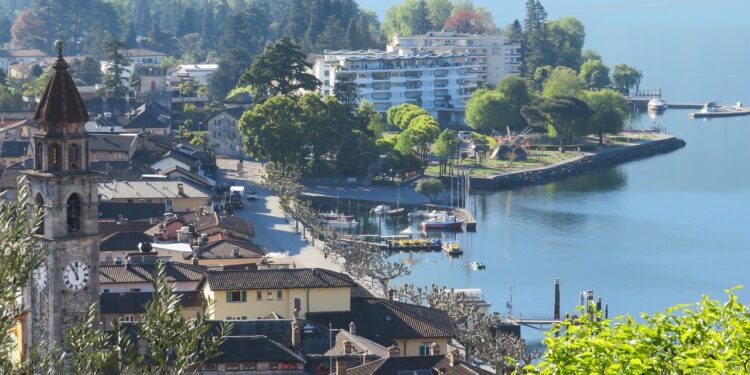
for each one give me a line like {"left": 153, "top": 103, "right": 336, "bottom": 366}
{"left": 503, "top": 279, "right": 609, "bottom": 332}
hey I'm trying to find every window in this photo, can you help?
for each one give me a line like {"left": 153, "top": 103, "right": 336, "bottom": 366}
{"left": 49, "top": 143, "right": 60, "bottom": 171}
{"left": 269, "top": 362, "right": 278, "bottom": 370}
{"left": 34, "top": 194, "right": 44, "bottom": 235}
{"left": 35, "top": 142, "right": 43, "bottom": 170}
{"left": 203, "top": 364, "right": 217, "bottom": 370}
{"left": 66, "top": 193, "right": 81, "bottom": 232}
{"left": 129, "top": 288, "right": 141, "bottom": 292}
{"left": 276, "top": 290, "right": 283, "bottom": 300}
{"left": 294, "top": 298, "right": 302, "bottom": 312}
{"left": 119, "top": 315, "right": 137, "bottom": 322}
{"left": 69, "top": 144, "right": 79, "bottom": 170}
{"left": 267, "top": 290, "right": 274, "bottom": 300}
{"left": 226, "top": 291, "right": 247, "bottom": 303}
{"left": 256, "top": 291, "right": 263, "bottom": 300}
{"left": 419, "top": 343, "right": 432, "bottom": 356}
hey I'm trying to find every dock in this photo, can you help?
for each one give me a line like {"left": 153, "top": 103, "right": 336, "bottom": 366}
{"left": 454, "top": 208, "right": 477, "bottom": 232}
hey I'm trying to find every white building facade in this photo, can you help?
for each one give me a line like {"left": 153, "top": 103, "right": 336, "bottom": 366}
{"left": 312, "top": 50, "right": 478, "bottom": 126}
{"left": 387, "top": 32, "right": 521, "bottom": 86}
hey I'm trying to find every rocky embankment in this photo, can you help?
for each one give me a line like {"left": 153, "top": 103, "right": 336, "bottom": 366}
{"left": 469, "top": 136, "right": 687, "bottom": 190}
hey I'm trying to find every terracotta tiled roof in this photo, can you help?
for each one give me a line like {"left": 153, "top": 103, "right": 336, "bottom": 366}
{"left": 33, "top": 57, "right": 89, "bottom": 124}
{"left": 307, "top": 297, "right": 456, "bottom": 341}
{"left": 196, "top": 238, "right": 267, "bottom": 259}
{"left": 191, "top": 212, "right": 254, "bottom": 237}
{"left": 100, "top": 262, "right": 205, "bottom": 284}
{"left": 206, "top": 268, "right": 357, "bottom": 291}
{"left": 347, "top": 355, "right": 492, "bottom": 375}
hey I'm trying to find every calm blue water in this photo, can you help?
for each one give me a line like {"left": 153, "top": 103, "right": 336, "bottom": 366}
{"left": 355, "top": 0, "right": 750, "bottom": 329}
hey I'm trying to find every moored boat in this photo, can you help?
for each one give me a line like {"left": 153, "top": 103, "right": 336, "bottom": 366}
{"left": 421, "top": 214, "right": 463, "bottom": 231}
{"left": 371, "top": 204, "right": 390, "bottom": 215}
{"left": 441, "top": 241, "right": 462, "bottom": 256}
{"left": 468, "top": 261, "right": 486, "bottom": 270}
{"left": 320, "top": 213, "right": 358, "bottom": 230}
{"left": 647, "top": 98, "right": 668, "bottom": 111}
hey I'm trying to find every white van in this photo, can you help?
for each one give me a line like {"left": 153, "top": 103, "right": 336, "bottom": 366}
{"left": 458, "top": 131, "right": 473, "bottom": 140}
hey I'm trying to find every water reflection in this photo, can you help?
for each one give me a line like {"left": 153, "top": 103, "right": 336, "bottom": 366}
{"left": 542, "top": 167, "right": 627, "bottom": 193}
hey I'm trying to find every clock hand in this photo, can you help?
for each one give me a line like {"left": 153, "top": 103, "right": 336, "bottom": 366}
{"left": 71, "top": 265, "right": 79, "bottom": 280}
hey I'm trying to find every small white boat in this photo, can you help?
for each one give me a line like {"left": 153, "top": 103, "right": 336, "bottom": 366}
{"left": 468, "top": 261, "right": 486, "bottom": 270}
{"left": 647, "top": 98, "right": 668, "bottom": 111}
{"left": 421, "top": 214, "right": 463, "bottom": 231}
{"left": 319, "top": 211, "right": 354, "bottom": 221}
{"left": 371, "top": 205, "right": 391, "bottom": 215}
{"left": 321, "top": 214, "right": 358, "bottom": 230}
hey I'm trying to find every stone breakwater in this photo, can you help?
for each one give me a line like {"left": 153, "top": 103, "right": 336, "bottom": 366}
{"left": 467, "top": 136, "right": 687, "bottom": 190}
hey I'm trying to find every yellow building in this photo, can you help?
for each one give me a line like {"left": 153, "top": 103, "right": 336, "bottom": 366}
{"left": 307, "top": 297, "right": 456, "bottom": 357}
{"left": 204, "top": 268, "right": 357, "bottom": 320}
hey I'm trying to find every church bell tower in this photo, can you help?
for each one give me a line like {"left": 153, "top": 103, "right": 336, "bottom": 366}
{"left": 25, "top": 40, "right": 100, "bottom": 350}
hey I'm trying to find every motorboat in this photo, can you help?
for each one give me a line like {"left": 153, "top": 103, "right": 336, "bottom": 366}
{"left": 420, "top": 214, "right": 463, "bottom": 231}
{"left": 700, "top": 101, "right": 743, "bottom": 113}
{"left": 441, "top": 241, "right": 463, "bottom": 256}
{"left": 467, "top": 261, "right": 486, "bottom": 270}
{"left": 371, "top": 205, "right": 390, "bottom": 215}
{"left": 409, "top": 210, "right": 449, "bottom": 220}
{"left": 319, "top": 211, "right": 354, "bottom": 221}
{"left": 320, "top": 214, "right": 358, "bottom": 230}
{"left": 647, "top": 98, "right": 668, "bottom": 111}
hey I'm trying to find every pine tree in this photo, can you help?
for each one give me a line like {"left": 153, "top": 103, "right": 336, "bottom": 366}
{"left": 176, "top": 6, "right": 197, "bottom": 37}
{"left": 345, "top": 18, "right": 359, "bottom": 49}
{"left": 133, "top": 0, "right": 151, "bottom": 36}
{"left": 125, "top": 21, "right": 137, "bottom": 48}
{"left": 412, "top": 0, "right": 431, "bottom": 34}
{"left": 200, "top": 5, "right": 216, "bottom": 51}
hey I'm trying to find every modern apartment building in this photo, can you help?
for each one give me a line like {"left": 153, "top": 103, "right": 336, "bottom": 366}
{"left": 387, "top": 32, "right": 522, "bottom": 86}
{"left": 312, "top": 49, "right": 478, "bottom": 126}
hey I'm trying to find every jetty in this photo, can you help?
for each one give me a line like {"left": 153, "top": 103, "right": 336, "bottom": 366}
{"left": 627, "top": 89, "right": 704, "bottom": 110}
{"left": 689, "top": 108, "right": 750, "bottom": 119}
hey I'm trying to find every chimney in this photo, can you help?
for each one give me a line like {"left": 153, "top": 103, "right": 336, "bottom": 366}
{"left": 344, "top": 341, "right": 353, "bottom": 355}
{"left": 449, "top": 349, "right": 460, "bottom": 367}
{"left": 335, "top": 357, "right": 347, "bottom": 375}
{"left": 430, "top": 342, "right": 440, "bottom": 356}
{"left": 177, "top": 183, "right": 184, "bottom": 195}
{"left": 348, "top": 322, "right": 356, "bottom": 335}
{"left": 387, "top": 288, "right": 394, "bottom": 301}
{"left": 387, "top": 345, "right": 400, "bottom": 357}
{"left": 291, "top": 320, "right": 301, "bottom": 350}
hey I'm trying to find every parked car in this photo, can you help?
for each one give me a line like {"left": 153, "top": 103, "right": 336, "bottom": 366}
{"left": 458, "top": 131, "right": 473, "bottom": 140}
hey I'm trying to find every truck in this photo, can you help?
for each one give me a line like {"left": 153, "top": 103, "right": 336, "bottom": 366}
{"left": 229, "top": 186, "right": 245, "bottom": 208}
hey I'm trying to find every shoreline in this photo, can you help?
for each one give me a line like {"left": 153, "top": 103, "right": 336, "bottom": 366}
{"left": 462, "top": 135, "right": 686, "bottom": 190}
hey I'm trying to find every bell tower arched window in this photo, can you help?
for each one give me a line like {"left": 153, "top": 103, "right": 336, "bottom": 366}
{"left": 35, "top": 193, "right": 45, "bottom": 235}
{"left": 69, "top": 144, "right": 79, "bottom": 170}
{"left": 66, "top": 193, "right": 81, "bottom": 232}
{"left": 49, "top": 143, "right": 60, "bottom": 171}
{"left": 35, "top": 142, "right": 43, "bottom": 170}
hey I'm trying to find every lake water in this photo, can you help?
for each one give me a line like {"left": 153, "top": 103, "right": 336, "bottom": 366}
{"left": 355, "top": 0, "right": 750, "bottom": 334}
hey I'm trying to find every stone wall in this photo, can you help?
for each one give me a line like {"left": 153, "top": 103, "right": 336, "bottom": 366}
{"left": 467, "top": 136, "right": 686, "bottom": 190}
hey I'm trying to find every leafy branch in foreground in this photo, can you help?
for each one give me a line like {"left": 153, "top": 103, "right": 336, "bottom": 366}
{"left": 0, "top": 178, "right": 45, "bottom": 373}
{"left": 524, "top": 287, "right": 750, "bottom": 374}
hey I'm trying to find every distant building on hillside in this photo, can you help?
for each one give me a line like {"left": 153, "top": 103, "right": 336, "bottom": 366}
{"left": 311, "top": 49, "right": 478, "bottom": 126}
{"left": 208, "top": 107, "right": 245, "bottom": 158}
{"left": 388, "top": 32, "right": 522, "bottom": 86}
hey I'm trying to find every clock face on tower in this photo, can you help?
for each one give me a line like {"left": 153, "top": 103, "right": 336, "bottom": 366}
{"left": 63, "top": 261, "right": 89, "bottom": 291}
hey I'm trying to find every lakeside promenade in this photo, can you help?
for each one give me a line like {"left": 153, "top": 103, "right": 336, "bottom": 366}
{"left": 215, "top": 159, "right": 384, "bottom": 295}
